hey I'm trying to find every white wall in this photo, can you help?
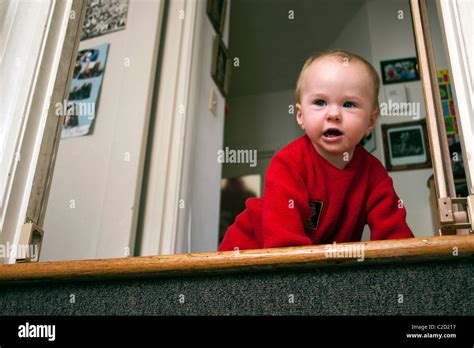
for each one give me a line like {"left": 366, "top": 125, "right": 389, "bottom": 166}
{"left": 41, "top": 1, "right": 164, "bottom": 261}
{"left": 457, "top": 0, "right": 474, "bottom": 89}
{"left": 187, "top": 0, "right": 232, "bottom": 253}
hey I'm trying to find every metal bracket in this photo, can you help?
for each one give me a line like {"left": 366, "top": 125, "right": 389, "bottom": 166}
{"left": 15, "top": 222, "right": 44, "bottom": 263}
{"left": 438, "top": 195, "right": 474, "bottom": 233}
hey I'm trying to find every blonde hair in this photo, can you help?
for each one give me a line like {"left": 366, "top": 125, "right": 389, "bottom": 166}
{"left": 294, "top": 49, "right": 380, "bottom": 111}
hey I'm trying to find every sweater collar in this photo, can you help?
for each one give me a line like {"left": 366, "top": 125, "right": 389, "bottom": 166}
{"left": 304, "top": 134, "right": 361, "bottom": 174}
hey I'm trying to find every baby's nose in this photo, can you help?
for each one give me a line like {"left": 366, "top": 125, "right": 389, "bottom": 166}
{"left": 326, "top": 107, "right": 341, "bottom": 120}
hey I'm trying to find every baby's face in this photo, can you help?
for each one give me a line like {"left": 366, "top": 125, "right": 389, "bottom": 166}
{"left": 296, "top": 57, "right": 378, "bottom": 167}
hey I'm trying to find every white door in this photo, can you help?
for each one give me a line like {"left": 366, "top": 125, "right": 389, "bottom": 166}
{"left": 437, "top": 0, "right": 474, "bottom": 195}
{"left": 41, "top": 0, "right": 166, "bottom": 261}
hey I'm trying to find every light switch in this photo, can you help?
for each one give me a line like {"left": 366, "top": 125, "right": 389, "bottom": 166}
{"left": 209, "top": 88, "right": 218, "bottom": 117}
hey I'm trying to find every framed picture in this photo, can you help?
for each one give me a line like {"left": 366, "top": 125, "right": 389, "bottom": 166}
{"left": 211, "top": 35, "right": 231, "bottom": 97}
{"left": 207, "top": 0, "right": 228, "bottom": 34}
{"left": 381, "top": 119, "right": 432, "bottom": 171}
{"left": 81, "top": 0, "right": 129, "bottom": 41}
{"left": 360, "top": 129, "right": 376, "bottom": 153}
{"left": 380, "top": 57, "right": 420, "bottom": 84}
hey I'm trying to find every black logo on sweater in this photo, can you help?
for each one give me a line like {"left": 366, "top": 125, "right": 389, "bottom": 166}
{"left": 304, "top": 200, "right": 323, "bottom": 230}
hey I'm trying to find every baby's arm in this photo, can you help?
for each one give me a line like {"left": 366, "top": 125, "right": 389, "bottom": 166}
{"left": 366, "top": 176, "right": 414, "bottom": 240}
{"left": 262, "top": 153, "right": 313, "bottom": 248}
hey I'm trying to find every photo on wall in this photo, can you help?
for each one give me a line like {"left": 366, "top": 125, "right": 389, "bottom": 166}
{"left": 380, "top": 57, "right": 420, "bottom": 84}
{"left": 381, "top": 119, "right": 432, "bottom": 171}
{"left": 211, "top": 35, "right": 231, "bottom": 98}
{"left": 207, "top": 0, "right": 228, "bottom": 34}
{"left": 81, "top": 0, "right": 130, "bottom": 41}
{"left": 62, "top": 43, "right": 110, "bottom": 139}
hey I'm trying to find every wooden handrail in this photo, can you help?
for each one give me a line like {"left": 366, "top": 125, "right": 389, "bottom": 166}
{"left": 0, "top": 235, "right": 473, "bottom": 283}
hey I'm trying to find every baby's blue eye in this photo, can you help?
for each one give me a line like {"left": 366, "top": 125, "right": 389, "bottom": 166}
{"left": 314, "top": 99, "right": 326, "bottom": 106}
{"left": 343, "top": 101, "right": 356, "bottom": 108}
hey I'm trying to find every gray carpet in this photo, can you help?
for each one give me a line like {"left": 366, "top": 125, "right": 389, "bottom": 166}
{"left": 1, "top": 258, "right": 472, "bottom": 315}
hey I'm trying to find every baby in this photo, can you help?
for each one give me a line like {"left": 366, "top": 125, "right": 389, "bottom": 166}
{"left": 218, "top": 49, "right": 414, "bottom": 251}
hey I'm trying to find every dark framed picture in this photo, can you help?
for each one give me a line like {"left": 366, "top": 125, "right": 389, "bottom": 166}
{"left": 380, "top": 57, "right": 420, "bottom": 84}
{"left": 211, "top": 35, "right": 231, "bottom": 97}
{"left": 207, "top": 0, "right": 228, "bottom": 34}
{"left": 381, "top": 119, "right": 432, "bottom": 171}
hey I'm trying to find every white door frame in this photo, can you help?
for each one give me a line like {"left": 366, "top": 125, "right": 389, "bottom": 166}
{"left": 0, "top": 0, "right": 86, "bottom": 264}
{"left": 138, "top": 0, "right": 200, "bottom": 256}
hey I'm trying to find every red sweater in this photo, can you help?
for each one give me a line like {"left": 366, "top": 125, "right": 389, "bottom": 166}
{"left": 218, "top": 135, "right": 414, "bottom": 251}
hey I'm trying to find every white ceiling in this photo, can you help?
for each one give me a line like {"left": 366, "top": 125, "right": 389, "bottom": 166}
{"left": 228, "top": 0, "right": 366, "bottom": 98}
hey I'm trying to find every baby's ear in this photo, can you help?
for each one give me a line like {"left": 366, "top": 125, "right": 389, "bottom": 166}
{"left": 365, "top": 107, "right": 379, "bottom": 136}
{"left": 296, "top": 103, "right": 304, "bottom": 129}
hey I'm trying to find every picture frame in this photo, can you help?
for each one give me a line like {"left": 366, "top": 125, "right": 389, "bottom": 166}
{"left": 380, "top": 57, "right": 420, "bottom": 85}
{"left": 81, "top": 0, "right": 130, "bottom": 41}
{"left": 207, "top": 0, "right": 228, "bottom": 34}
{"left": 211, "top": 35, "right": 231, "bottom": 98}
{"left": 381, "top": 119, "right": 432, "bottom": 171}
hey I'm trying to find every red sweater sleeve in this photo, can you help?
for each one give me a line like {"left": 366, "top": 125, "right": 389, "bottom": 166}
{"left": 366, "top": 176, "right": 414, "bottom": 240}
{"left": 262, "top": 153, "right": 313, "bottom": 248}
{"left": 218, "top": 198, "right": 261, "bottom": 251}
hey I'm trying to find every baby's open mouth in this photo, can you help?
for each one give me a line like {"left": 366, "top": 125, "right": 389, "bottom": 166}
{"left": 323, "top": 128, "right": 343, "bottom": 138}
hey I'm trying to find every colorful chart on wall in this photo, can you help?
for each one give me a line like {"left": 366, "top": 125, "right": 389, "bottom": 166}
{"left": 438, "top": 69, "right": 459, "bottom": 146}
{"left": 61, "top": 43, "right": 109, "bottom": 139}
{"left": 81, "top": 0, "right": 129, "bottom": 41}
